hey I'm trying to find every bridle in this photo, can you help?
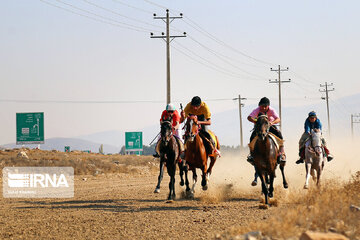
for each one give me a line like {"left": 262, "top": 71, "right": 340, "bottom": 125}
{"left": 255, "top": 115, "right": 270, "bottom": 140}
{"left": 185, "top": 116, "right": 200, "bottom": 142}
{"left": 161, "top": 121, "right": 173, "bottom": 145}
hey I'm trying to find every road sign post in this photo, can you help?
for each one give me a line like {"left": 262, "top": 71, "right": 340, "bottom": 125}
{"left": 125, "top": 132, "right": 143, "bottom": 155}
{"left": 16, "top": 112, "right": 44, "bottom": 145}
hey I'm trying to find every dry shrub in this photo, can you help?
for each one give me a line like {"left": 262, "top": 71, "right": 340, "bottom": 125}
{"left": 229, "top": 172, "right": 360, "bottom": 239}
{"left": 0, "top": 149, "right": 154, "bottom": 176}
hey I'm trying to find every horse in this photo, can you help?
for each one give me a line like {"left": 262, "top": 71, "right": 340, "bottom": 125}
{"left": 183, "top": 116, "right": 219, "bottom": 197}
{"left": 303, "top": 128, "right": 325, "bottom": 189}
{"left": 252, "top": 115, "right": 288, "bottom": 205}
{"left": 154, "top": 120, "right": 184, "bottom": 200}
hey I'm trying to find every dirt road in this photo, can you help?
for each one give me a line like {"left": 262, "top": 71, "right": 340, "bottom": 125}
{"left": 0, "top": 171, "right": 284, "bottom": 240}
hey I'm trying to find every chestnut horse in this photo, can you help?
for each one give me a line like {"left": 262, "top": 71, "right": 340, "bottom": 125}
{"left": 253, "top": 115, "right": 288, "bottom": 205}
{"left": 156, "top": 121, "right": 182, "bottom": 200}
{"left": 183, "top": 116, "right": 219, "bottom": 197}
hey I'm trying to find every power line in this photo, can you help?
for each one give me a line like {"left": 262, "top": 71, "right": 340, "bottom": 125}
{"left": 172, "top": 41, "right": 264, "bottom": 81}
{"left": 40, "top": 0, "right": 155, "bottom": 33}
{"left": 82, "top": 0, "right": 164, "bottom": 30}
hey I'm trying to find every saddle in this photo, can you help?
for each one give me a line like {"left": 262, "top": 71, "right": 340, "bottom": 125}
{"left": 248, "top": 133, "right": 284, "bottom": 153}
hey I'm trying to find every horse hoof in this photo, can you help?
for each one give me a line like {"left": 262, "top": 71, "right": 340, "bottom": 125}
{"left": 166, "top": 199, "right": 174, "bottom": 203}
{"left": 251, "top": 180, "right": 257, "bottom": 186}
{"left": 179, "top": 180, "right": 185, "bottom": 186}
{"left": 154, "top": 188, "right": 160, "bottom": 193}
{"left": 202, "top": 185, "right": 208, "bottom": 191}
{"left": 304, "top": 185, "right": 308, "bottom": 189}
{"left": 268, "top": 193, "right": 273, "bottom": 198}
{"left": 283, "top": 183, "right": 288, "bottom": 189}
{"left": 186, "top": 191, "right": 194, "bottom": 199}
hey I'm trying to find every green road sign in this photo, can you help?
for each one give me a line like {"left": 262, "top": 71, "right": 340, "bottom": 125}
{"left": 125, "top": 132, "right": 143, "bottom": 152}
{"left": 16, "top": 112, "right": 44, "bottom": 145}
{"left": 64, "top": 146, "right": 70, "bottom": 152}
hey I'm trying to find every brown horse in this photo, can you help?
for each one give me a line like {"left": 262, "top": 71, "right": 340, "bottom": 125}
{"left": 183, "top": 116, "right": 219, "bottom": 197}
{"left": 253, "top": 115, "right": 288, "bottom": 205}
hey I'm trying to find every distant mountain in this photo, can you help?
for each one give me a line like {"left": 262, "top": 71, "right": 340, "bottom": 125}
{"left": 2, "top": 94, "right": 358, "bottom": 152}
{"left": 1, "top": 138, "right": 119, "bottom": 154}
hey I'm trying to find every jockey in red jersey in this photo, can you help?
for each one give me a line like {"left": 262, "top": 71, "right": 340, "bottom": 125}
{"left": 153, "top": 104, "right": 185, "bottom": 158}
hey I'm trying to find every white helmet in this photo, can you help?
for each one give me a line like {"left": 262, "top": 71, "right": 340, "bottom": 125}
{"left": 166, "top": 103, "right": 176, "bottom": 111}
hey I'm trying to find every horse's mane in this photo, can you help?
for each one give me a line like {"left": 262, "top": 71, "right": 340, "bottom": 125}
{"left": 254, "top": 115, "right": 269, "bottom": 134}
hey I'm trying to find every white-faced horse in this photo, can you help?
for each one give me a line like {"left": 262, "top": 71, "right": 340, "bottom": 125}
{"left": 304, "top": 129, "right": 325, "bottom": 189}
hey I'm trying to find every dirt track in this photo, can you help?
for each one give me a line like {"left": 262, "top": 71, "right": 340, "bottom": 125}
{"left": 0, "top": 171, "right": 284, "bottom": 240}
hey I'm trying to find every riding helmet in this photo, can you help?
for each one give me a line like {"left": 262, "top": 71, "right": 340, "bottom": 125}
{"left": 308, "top": 111, "right": 317, "bottom": 117}
{"left": 258, "top": 97, "right": 270, "bottom": 106}
{"left": 166, "top": 103, "right": 176, "bottom": 111}
{"left": 191, "top": 96, "right": 202, "bottom": 107}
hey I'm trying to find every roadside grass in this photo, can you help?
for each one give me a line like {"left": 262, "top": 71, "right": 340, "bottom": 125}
{"left": 0, "top": 149, "right": 158, "bottom": 175}
{"left": 226, "top": 172, "right": 360, "bottom": 239}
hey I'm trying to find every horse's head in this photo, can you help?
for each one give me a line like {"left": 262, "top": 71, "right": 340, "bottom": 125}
{"left": 185, "top": 116, "right": 200, "bottom": 142}
{"left": 254, "top": 114, "right": 270, "bottom": 141}
{"left": 310, "top": 128, "right": 323, "bottom": 156}
{"left": 160, "top": 120, "right": 173, "bottom": 145}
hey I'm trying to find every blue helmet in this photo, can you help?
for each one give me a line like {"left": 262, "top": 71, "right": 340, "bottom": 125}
{"left": 308, "top": 111, "right": 317, "bottom": 117}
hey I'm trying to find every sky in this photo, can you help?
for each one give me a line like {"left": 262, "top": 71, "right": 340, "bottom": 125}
{"left": 1, "top": 0, "right": 360, "bottom": 145}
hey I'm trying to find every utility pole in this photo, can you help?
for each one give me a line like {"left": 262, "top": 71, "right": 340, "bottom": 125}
{"left": 351, "top": 113, "right": 360, "bottom": 139}
{"left": 233, "top": 95, "right": 247, "bottom": 149}
{"left": 151, "top": 9, "right": 186, "bottom": 104}
{"left": 269, "top": 65, "right": 290, "bottom": 131}
{"left": 319, "top": 82, "right": 335, "bottom": 136}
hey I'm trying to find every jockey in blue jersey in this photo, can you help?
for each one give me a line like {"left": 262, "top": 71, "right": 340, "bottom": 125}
{"left": 296, "top": 111, "right": 333, "bottom": 164}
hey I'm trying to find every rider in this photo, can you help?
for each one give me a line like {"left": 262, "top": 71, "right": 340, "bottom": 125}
{"left": 153, "top": 103, "right": 185, "bottom": 159}
{"left": 180, "top": 96, "right": 220, "bottom": 156}
{"left": 296, "top": 111, "right": 333, "bottom": 164}
{"left": 247, "top": 97, "right": 286, "bottom": 164}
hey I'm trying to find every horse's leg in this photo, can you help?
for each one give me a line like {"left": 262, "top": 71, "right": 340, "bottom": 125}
{"left": 258, "top": 172, "right": 269, "bottom": 205}
{"left": 207, "top": 156, "right": 216, "bottom": 179}
{"left": 304, "top": 162, "right": 311, "bottom": 189}
{"left": 268, "top": 174, "right": 275, "bottom": 198}
{"left": 265, "top": 174, "right": 270, "bottom": 185}
{"left": 154, "top": 160, "right": 165, "bottom": 193}
{"left": 184, "top": 162, "right": 191, "bottom": 193}
{"left": 178, "top": 161, "right": 185, "bottom": 186}
{"left": 167, "top": 163, "right": 176, "bottom": 200}
{"left": 191, "top": 169, "right": 197, "bottom": 194}
{"left": 279, "top": 163, "right": 288, "bottom": 189}
{"left": 317, "top": 162, "right": 322, "bottom": 187}
{"left": 252, "top": 171, "right": 258, "bottom": 186}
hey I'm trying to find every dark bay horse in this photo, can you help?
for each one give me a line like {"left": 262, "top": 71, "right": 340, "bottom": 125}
{"left": 253, "top": 115, "right": 288, "bottom": 205}
{"left": 155, "top": 121, "right": 183, "bottom": 200}
{"left": 183, "top": 116, "right": 219, "bottom": 197}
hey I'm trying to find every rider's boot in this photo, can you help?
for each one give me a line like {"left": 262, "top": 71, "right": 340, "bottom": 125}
{"left": 247, "top": 153, "right": 254, "bottom": 165}
{"left": 296, "top": 147, "right": 305, "bottom": 164}
{"left": 323, "top": 146, "right": 334, "bottom": 162}
{"left": 153, "top": 140, "right": 160, "bottom": 158}
{"left": 277, "top": 146, "right": 286, "bottom": 164}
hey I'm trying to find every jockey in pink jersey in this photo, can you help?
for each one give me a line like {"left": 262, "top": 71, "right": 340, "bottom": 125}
{"left": 247, "top": 97, "right": 286, "bottom": 164}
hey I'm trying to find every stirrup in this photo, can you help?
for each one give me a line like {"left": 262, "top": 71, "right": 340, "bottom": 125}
{"left": 153, "top": 153, "right": 160, "bottom": 158}
{"left": 327, "top": 154, "right": 334, "bottom": 162}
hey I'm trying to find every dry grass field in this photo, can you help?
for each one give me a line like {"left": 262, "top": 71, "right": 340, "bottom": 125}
{"left": 0, "top": 148, "right": 359, "bottom": 239}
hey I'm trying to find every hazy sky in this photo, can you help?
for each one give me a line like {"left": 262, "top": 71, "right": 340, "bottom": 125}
{"left": 1, "top": 0, "right": 359, "bottom": 145}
